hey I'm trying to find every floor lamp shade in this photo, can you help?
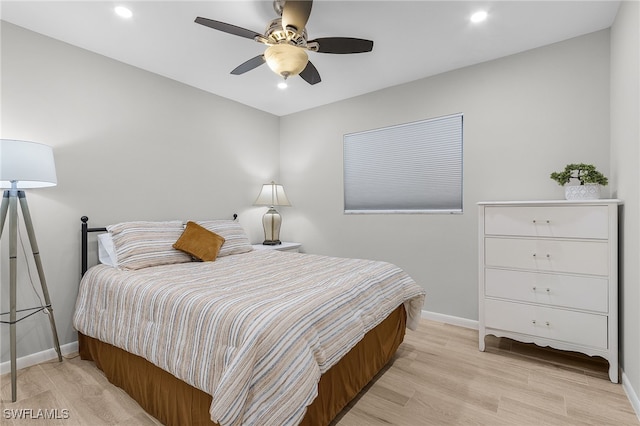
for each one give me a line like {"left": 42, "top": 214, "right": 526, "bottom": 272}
{"left": 0, "top": 139, "right": 57, "bottom": 188}
{"left": 254, "top": 181, "right": 291, "bottom": 245}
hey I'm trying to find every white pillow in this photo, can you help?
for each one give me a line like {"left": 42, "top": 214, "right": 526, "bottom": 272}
{"left": 107, "top": 220, "right": 192, "bottom": 270}
{"left": 97, "top": 233, "right": 117, "bottom": 267}
{"left": 196, "top": 220, "right": 253, "bottom": 257}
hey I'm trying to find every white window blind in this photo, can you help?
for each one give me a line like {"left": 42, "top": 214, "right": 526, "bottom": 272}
{"left": 344, "top": 113, "right": 463, "bottom": 214}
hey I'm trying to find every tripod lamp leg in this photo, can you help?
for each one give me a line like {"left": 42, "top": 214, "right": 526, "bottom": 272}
{"left": 18, "top": 192, "right": 63, "bottom": 362}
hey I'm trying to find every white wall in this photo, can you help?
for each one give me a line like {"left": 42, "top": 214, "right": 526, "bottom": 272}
{"left": 610, "top": 0, "right": 640, "bottom": 408}
{"left": 0, "top": 22, "right": 280, "bottom": 362}
{"left": 1, "top": 17, "right": 630, "bottom": 395}
{"left": 280, "top": 30, "right": 611, "bottom": 320}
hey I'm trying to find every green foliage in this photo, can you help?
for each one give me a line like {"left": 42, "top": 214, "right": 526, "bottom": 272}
{"left": 550, "top": 163, "right": 608, "bottom": 186}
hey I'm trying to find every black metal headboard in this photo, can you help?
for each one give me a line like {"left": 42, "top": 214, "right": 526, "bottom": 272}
{"left": 80, "top": 214, "right": 239, "bottom": 277}
{"left": 81, "top": 216, "right": 106, "bottom": 276}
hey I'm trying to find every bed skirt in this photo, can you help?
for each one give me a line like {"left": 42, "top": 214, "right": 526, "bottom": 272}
{"left": 78, "top": 304, "right": 406, "bottom": 426}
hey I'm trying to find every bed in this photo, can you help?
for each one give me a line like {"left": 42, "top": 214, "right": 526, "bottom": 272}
{"left": 74, "top": 217, "right": 425, "bottom": 426}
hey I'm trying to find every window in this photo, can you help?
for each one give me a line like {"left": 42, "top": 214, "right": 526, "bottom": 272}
{"left": 343, "top": 113, "right": 463, "bottom": 214}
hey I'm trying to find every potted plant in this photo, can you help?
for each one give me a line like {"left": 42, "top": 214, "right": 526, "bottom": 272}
{"left": 550, "top": 163, "right": 608, "bottom": 200}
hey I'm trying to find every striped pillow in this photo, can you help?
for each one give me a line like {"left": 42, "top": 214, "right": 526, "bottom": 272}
{"left": 107, "top": 221, "right": 192, "bottom": 270}
{"left": 196, "top": 220, "right": 253, "bottom": 257}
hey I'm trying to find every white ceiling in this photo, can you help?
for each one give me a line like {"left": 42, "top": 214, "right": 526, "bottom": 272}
{"left": 0, "top": 1, "right": 620, "bottom": 116}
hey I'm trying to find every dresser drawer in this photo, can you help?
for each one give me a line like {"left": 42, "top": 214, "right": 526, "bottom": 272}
{"left": 484, "top": 206, "right": 609, "bottom": 239}
{"left": 484, "top": 299, "right": 608, "bottom": 349}
{"left": 485, "top": 237, "right": 608, "bottom": 276}
{"left": 485, "top": 268, "right": 608, "bottom": 312}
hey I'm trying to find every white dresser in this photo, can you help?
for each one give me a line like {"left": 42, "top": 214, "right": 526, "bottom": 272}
{"left": 478, "top": 200, "right": 621, "bottom": 383}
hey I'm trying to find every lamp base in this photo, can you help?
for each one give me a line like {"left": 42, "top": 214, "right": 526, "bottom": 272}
{"left": 262, "top": 207, "right": 283, "bottom": 246}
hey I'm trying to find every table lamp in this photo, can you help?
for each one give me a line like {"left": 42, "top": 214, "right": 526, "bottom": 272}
{"left": 254, "top": 181, "right": 291, "bottom": 245}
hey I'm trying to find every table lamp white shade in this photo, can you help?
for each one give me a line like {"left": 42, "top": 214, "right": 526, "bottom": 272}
{"left": 0, "top": 139, "right": 57, "bottom": 189}
{"left": 254, "top": 181, "right": 291, "bottom": 207}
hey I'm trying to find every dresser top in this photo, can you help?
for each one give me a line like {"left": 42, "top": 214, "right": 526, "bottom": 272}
{"left": 477, "top": 199, "right": 622, "bottom": 206}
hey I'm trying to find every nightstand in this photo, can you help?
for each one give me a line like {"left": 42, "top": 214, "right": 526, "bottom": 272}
{"left": 252, "top": 242, "right": 301, "bottom": 253}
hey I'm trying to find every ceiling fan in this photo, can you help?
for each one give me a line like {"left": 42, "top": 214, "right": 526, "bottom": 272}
{"left": 194, "top": 0, "right": 374, "bottom": 85}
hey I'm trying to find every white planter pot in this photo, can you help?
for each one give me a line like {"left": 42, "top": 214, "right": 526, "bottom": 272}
{"left": 564, "top": 184, "right": 601, "bottom": 200}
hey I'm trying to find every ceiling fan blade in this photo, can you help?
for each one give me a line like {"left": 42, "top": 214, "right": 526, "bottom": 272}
{"left": 282, "top": 0, "right": 313, "bottom": 33}
{"left": 195, "top": 17, "right": 262, "bottom": 41}
{"left": 299, "top": 61, "right": 321, "bottom": 85}
{"left": 230, "top": 55, "right": 266, "bottom": 75}
{"left": 309, "top": 37, "right": 374, "bottom": 54}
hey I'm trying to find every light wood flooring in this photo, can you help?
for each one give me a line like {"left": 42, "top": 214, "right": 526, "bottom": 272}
{"left": 1, "top": 319, "right": 638, "bottom": 425}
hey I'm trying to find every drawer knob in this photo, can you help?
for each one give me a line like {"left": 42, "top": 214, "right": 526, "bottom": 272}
{"left": 532, "top": 320, "right": 536, "bottom": 325}
{"left": 532, "top": 253, "right": 551, "bottom": 258}
{"left": 532, "top": 219, "right": 551, "bottom": 224}
{"left": 546, "top": 321, "right": 550, "bottom": 326}
{"left": 546, "top": 288, "right": 551, "bottom": 293}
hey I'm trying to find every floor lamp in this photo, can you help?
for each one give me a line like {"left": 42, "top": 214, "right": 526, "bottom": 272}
{"left": 0, "top": 139, "right": 62, "bottom": 402}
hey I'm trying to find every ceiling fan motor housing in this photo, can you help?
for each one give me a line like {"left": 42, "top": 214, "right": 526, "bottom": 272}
{"left": 265, "top": 18, "right": 307, "bottom": 46}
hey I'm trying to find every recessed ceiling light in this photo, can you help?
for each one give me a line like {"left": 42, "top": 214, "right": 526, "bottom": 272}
{"left": 277, "top": 81, "right": 288, "bottom": 90}
{"left": 470, "top": 10, "right": 488, "bottom": 23}
{"left": 115, "top": 6, "right": 133, "bottom": 19}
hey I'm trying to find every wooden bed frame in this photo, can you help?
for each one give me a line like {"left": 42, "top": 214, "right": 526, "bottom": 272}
{"left": 78, "top": 216, "right": 407, "bottom": 425}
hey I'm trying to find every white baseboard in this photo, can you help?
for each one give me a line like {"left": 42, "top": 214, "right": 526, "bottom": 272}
{"left": 421, "top": 309, "right": 478, "bottom": 330}
{"left": 622, "top": 370, "right": 640, "bottom": 422}
{"left": 0, "top": 341, "right": 78, "bottom": 375}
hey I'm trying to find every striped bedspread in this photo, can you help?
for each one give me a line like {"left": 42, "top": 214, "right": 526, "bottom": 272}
{"left": 73, "top": 250, "right": 425, "bottom": 426}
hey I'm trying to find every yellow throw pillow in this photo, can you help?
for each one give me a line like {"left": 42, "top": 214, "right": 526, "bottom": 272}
{"left": 173, "top": 221, "right": 225, "bottom": 262}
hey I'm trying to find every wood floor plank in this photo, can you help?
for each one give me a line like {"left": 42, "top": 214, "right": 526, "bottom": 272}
{"left": 497, "top": 396, "right": 577, "bottom": 426}
{"left": 1, "top": 319, "right": 638, "bottom": 425}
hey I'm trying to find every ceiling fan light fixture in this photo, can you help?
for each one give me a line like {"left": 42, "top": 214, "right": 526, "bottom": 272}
{"left": 470, "top": 10, "right": 488, "bottom": 23}
{"left": 114, "top": 6, "right": 133, "bottom": 19}
{"left": 264, "top": 44, "right": 308, "bottom": 78}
